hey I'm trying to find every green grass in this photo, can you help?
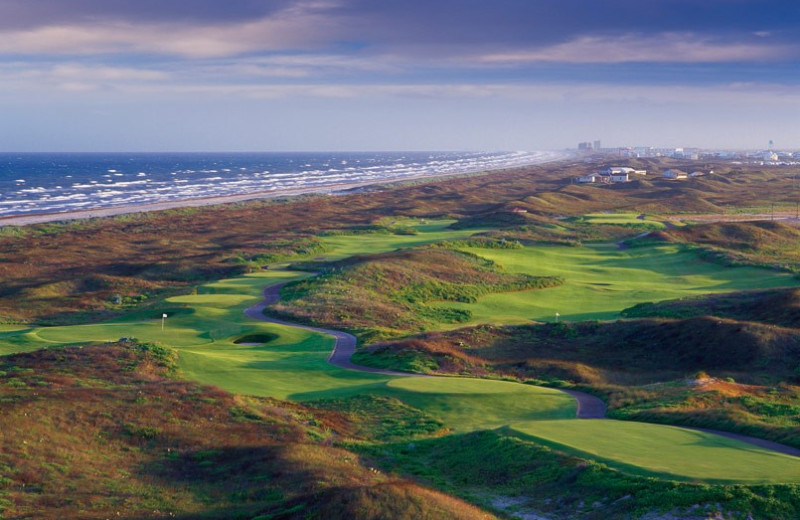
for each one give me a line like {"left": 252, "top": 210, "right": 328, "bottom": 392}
{"left": 577, "top": 212, "right": 668, "bottom": 229}
{"left": 0, "top": 325, "right": 27, "bottom": 332}
{"left": 373, "top": 378, "right": 575, "bottom": 432}
{"left": 317, "top": 219, "right": 486, "bottom": 260}
{"left": 510, "top": 419, "right": 800, "bottom": 483}
{"left": 442, "top": 243, "right": 799, "bottom": 325}
{"left": 0, "top": 270, "right": 304, "bottom": 357}
{"left": 176, "top": 325, "right": 394, "bottom": 401}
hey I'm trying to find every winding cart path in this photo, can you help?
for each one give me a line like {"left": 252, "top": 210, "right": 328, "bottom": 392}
{"left": 245, "top": 281, "right": 800, "bottom": 457}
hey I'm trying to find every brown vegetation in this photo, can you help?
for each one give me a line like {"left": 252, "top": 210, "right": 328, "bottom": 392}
{"left": 622, "top": 286, "right": 800, "bottom": 329}
{"left": 272, "top": 247, "right": 562, "bottom": 342}
{"left": 0, "top": 343, "right": 495, "bottom": 519}
{"left": 662, "top": 220, "right": 800, "bottom": 271}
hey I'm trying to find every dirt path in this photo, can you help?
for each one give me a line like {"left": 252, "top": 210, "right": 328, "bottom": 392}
{"left": 245, "top": 281, "right": 800, "bottom": 456}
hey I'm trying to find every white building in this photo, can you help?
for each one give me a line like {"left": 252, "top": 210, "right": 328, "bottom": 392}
{"left": 663, "top": 169, "right": 688, "bottom": 180}
{"left": 601, "top": 167, "right": 635, "bottom": 175}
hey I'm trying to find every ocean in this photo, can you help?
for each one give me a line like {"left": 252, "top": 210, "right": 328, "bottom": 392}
{"left": 0, "top": 151, "right": 563, "bottom": 219}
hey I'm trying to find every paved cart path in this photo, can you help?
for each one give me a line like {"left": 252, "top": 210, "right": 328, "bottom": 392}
{"left": 246, "top": 281, "right": 800, "bottom": 457}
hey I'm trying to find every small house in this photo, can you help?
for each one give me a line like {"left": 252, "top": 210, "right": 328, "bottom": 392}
{"left": 601, "top": 167, "right": 635, "bottom": 175}
{"left": 576, "top": 173, "right": 600, "bottom": 183}
{"left": 662, "top": 169, "right": 688, "bottom": 180}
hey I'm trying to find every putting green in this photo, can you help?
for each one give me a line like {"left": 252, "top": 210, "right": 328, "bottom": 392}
{"left": 511, "top": 419, "right": 800, "bottom": 483}
{"left": 376, "top": 378, "right": 575, "bottom": 432}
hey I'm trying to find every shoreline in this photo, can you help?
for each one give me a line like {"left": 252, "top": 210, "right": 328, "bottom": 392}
{"left": 0, "top": 152, "right": 571, "bottom": 227}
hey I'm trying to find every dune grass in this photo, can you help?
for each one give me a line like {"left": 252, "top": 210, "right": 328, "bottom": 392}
{"left": 443, "top": 243, "right": 799, "bottom": 324}
{"left": 510, "top": 419, "right": 800, "bottom": 484}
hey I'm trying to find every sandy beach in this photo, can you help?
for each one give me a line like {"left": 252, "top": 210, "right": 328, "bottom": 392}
{"left": 0, "top": 152, "right": 570, "bottom": 227}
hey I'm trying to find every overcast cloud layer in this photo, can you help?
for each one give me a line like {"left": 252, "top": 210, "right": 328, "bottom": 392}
{"left": 1, "top": 0, "right": 798, "bottom": 151}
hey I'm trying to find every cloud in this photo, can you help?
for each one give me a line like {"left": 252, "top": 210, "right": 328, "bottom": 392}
{"left": 0, "top": 0, "right": 297, "bottom": 29}
{"left": 50, "top": 64, "right": 169, "bottom": 81}
{"left": 479, "top": 33, "right": 797, "bottom": 64}
{"left": 0, "top": 1, "right": 345, "bottom": 58}
{"left": 77, "top": 80, "right": 800, "bottom": 107}
{"left": 198, "top": 54, "right": 402, "bottom": 81}
{"left": 0, "top": 62, "right": 170, "bottom": 93}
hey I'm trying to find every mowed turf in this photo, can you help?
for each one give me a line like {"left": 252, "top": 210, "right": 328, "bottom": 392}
{"left": 444, "top": 243, "right": 800, "bottom": 324}
{"left": 578, "top": 212, "right": 669, "bottom": 229}
{"left": 511, "top": 419, "right": 800, "bottom": 483}
{"left": 317, "top": 219, "right": 486, "bottom": 260}
{"left": 376, "top": 378, "right": 576, "bottom": 432}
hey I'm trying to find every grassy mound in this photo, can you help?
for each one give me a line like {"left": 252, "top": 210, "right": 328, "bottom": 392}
{"left": 361, "top": 317, "right": 800, "bottom": 384}
{"left": 622, "top": 287, "right": 800, "bottom": 328}
{"left": 267, "top": 481, "right": 495, "bottom": 520}
{"left": 233, "top": 333, "right": 280, "bottom": 344}
{"left": 271, "top": 248, "right": 562, "bottom": 342}
{"left": 666, "top": 221, "right": 800, "bottom": 271}
{"left": 0, "top": 343, "right": 494, "bottom": 520}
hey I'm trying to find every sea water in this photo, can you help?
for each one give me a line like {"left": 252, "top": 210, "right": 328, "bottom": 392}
{"left": 0, "top": 151, "right": 562, "bottom": 218}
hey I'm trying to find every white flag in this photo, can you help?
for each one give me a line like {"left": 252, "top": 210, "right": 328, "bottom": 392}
{"left": 162, "top": 313, "right": 168, "bottom": 318}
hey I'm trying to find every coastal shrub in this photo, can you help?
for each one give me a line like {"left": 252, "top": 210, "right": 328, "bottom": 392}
{"left": 438, "top": 237, "right": 523, "bottom": 250}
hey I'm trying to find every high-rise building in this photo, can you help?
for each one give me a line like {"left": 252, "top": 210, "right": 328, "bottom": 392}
{"left": 593, "top": 140, "right": 601, "bottom": 151}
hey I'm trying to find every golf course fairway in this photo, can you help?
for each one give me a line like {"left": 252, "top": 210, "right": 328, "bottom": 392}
{"left": 2, "top": 224, "right": 800, "bottom": 484}
{"left": 446, "top": 242, "right": 799, "bottom": 324}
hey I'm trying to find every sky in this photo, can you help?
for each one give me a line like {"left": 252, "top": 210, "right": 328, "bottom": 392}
{"left": 0, "top": 0, "right": 799, "bottom": 152}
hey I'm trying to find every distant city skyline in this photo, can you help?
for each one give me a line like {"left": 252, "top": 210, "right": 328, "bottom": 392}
{"left": 1, "top": 1, "right": 799, "bottom": 152}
